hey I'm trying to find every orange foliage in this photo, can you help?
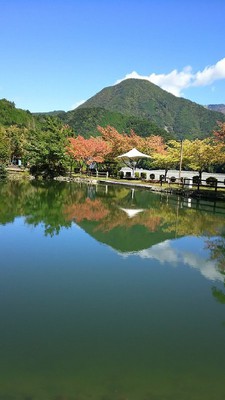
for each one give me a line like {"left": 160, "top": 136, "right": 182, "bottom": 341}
{"left": 68, "top": 135, "right": 111, "bottom": 165}
{"left": 143, "top": 135, "right": 167, "bottom": 155}
{"left": 97, "top": 209, "right": 162, "bottom": 232}
{"left": 97, "top": 125, "right": 166, "bottom": 159}
{"left": 64, "top": 198, "right": 109, "bottom": 222}
{"left": 64, "top": 195, "right": 162, "bottom": 233}
{"left": 213, "top": 122, "right": 225, "bottom": 142}
{"left": 97, "top": 126, "right": 132, "bottom": 159}
{"left": 66, "top": 201, "right": 161, "bottom": 233}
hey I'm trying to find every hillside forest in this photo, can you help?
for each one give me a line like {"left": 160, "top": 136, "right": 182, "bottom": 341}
{"left": 0, "top": 98, "right": 225, "bottom": 180}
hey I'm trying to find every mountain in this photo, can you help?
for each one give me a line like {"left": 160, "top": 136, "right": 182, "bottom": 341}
{"left": 206, "top": 104, "right": 225, "bottom": 114}
{"left": 77, "top": 79, "right": 225, "bottom": 139}
{"left": 0, "top": 99, "right": 67, "bottom": 135}
{"left": 0, "top": 98, "right": 36, "bottom": 128}
{"left": 2, "top": 79, "right": 225, "bottom": 142}
{"left": 58, "top": 106, "right": 172, "bottom": 140}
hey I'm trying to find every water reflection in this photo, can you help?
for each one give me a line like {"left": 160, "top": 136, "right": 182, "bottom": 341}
{"left": 1, "top": 180, "right": 225, "bottom": 269}
{"left": 206, "top": 235, "right": 225, "bottom": 305}
{"left": 1, "top": 180, "right": 225, "bottom": 400}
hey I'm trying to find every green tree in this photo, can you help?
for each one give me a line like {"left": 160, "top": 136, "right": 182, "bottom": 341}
{"left": 208, "top": 234, "right": 225, "bottom": 306}
{"left": 151, "top": 151, "right": 177, "bottom": 179}
{"left": 151, "top": 139, "right": 187, "bottom": 179}
{"left": 185, "top": 138, "right": 225, "bottom": 181}
{"left": 156, "top": 138, "right": 225, "bottom": 181}
{"left": 0, "top": 126, "right": 10, "bottom": 179}
{"left": 26, "top": 117, "right": 70, "bottom": 179}
{"left": 5, "top": 125, "right": 29, "bottom": 164}
{"left": 0, "top": 126, "right": 10, "bottom": 164}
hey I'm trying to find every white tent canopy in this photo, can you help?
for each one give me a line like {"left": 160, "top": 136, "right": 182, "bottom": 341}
{"left": 117, "top": 148, "right": 151, "bottom": 178}
{"left": 120, "top": 208, "right": 145, "bottom": 218}
{"left": 117, "top": 148, "right": 151, "bottom": 159}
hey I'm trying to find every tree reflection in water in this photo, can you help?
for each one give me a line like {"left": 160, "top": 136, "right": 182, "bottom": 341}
{"left": 1, "top": 180, "right": 225, "bottom": 398}
{"left": 206, "top": 234, "right": 225, "bottom": 306}
{"left": 1, "top": 179, "right": 225, "bottom": 244}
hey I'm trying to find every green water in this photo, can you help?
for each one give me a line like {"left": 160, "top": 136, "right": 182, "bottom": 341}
{"left": 0, "top": 180, "right": 225, "bottom": 400}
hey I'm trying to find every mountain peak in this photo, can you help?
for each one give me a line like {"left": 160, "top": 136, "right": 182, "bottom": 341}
{"left": 77, "top": 79, "right": 225, "bottom": 138}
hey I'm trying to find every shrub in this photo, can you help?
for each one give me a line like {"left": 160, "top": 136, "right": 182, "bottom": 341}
{"left": 0, "top": 165, "right": 7, "bottom": 180}
{"left": 125, "top": 171, "right": 131, "bottom": 178}
{"left": 170, "top": 176, "right": 176, "bottom": 183}
{"left": 135, "top": 172, "right": 140, "bottom": 179}
{"left": 193, "top": 175, "right": 200, "bottom": 184}
{"left": 206, "top": 176, "right": 218, "bottom": 187}
{"left": 141, "top": 172, "right": 147, "bottom": 180}
{"left": 30, "top": 163, "right": 67, "bottom": 179}
{"left": 150, "top": 173, "right": 155, "bottom": 180}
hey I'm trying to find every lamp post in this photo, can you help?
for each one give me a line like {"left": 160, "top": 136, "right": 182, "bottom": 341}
{"left": 178, "top": 139, "right": 183, "bottom": 182}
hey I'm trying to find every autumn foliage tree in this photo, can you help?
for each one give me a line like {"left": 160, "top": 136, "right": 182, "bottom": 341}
{"left": 151, "top": 139, "right": 188, "bottom": 178}
{"left": 97, "top": 125, "right": 166, "bottom": 160}
{"left": 213, "top": 122, "right": 225, "bottom": 142}
{"left": 67, "top": 135, "right": 111, "bottom": 170}
{"left": 152, "top": 138, "right": 225, "bottom": 180}
{"left": 184, "top": 138, "right": 225, "bottom": 180}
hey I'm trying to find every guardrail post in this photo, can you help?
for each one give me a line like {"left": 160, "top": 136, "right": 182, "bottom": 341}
{"left": 215, "top": 180, "right": 218, "bottom": 195}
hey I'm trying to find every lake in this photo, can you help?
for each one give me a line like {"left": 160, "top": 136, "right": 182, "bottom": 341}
{"left": 0, "top": 180, "right": 225, "bottom": 400}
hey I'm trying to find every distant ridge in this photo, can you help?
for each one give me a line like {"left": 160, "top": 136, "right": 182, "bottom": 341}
{"left": 206, "top": 104, "right": 225, "bottom": 114}
{"left": 77, "top": 79, "right": 225, "bottom": 139}
{"left": 0, "top": 98, "right": 35, "bottom": 128}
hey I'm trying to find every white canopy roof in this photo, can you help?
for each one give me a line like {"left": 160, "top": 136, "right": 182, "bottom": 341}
{"left": 120, "top": 208, "right": 145, "bottom": 218}
{"left": 117, "top": 148, "right": 151, "bottom": 159}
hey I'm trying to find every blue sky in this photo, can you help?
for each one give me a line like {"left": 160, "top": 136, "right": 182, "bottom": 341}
{"left": 1, "top": 0, "right": 225, "bottom": 112}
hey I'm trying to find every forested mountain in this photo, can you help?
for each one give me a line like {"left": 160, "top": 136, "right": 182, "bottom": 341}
{"left": 0, "top": 98, "right": 36, "bottom": 128}
{"left": 77, "top": 79, "right": 225, "bottom": 139}
{"left": 58, "top": 106, "right": 172, "bottom": 140}
{"left": 1, "top": 78, "right": 225, "bottom": 142}
{"left": 0, "top": 98, "right": 57, "bottom": 131}
{"left": 1, "top": 94, "right": 225, "bottom": 179}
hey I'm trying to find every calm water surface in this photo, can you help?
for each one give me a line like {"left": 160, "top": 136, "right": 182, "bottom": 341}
{"left": 0, "top": 180, "right": 225, "bottom": 400}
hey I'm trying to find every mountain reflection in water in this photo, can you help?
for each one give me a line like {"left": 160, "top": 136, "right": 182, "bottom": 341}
{"left": 0, "top": 180, "right": 225, "bottom": 400}
{"left": 0, "top": 180, "right": 225, "bottom": 272}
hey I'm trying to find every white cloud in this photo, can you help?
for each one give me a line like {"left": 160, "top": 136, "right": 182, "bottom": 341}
{"left": 193, "top": 58, "right": 225, "bottom": 87}
{"left": 116, "top": 57, "right": 225, "bottom": 97}
{"left": 139, "top": 241, "right": 180, "bottom": 263}
{"left": 121, "top": 238, "right": 224, "bottom": 283}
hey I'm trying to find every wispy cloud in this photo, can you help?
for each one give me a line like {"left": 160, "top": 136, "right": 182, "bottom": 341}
{"left": 116, "top": 58, "right": 225, "bottom": 97}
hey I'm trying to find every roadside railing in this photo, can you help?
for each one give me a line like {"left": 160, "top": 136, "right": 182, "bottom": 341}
{"left": 86, "top": 171, "right": 109, "bottom": 178}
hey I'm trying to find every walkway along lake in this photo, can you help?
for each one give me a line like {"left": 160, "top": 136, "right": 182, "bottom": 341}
{"left": 0, "top": 180, "right": 225, "bottom": 400}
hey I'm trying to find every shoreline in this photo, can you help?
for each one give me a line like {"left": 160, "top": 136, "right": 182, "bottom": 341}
{"left": 56, "top": 175, "right": 225, "bottom": 202}
{"left": 4, "top": 170, "right": 225, "bottom": 201}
